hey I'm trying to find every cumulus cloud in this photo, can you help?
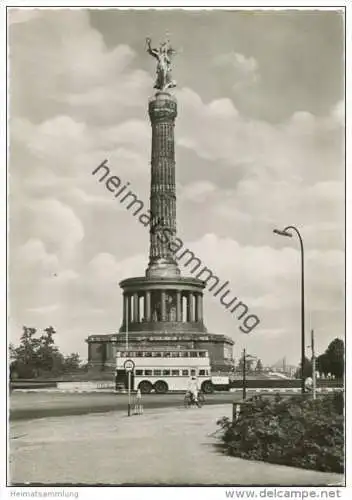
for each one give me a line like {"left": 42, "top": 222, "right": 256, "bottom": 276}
{"left": 179, "top": 180, "right": 217, "bottom": 203}
{"left": 25, "top": 199, "right": 84, "bottom": 258}
{"left": 214, "top": 51, "right": 260, "bottom": 89}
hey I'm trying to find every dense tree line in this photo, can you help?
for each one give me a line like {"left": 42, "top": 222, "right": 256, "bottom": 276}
{"left": 295, "top": 338, "right": 344, "bottom": 379}
{"left": 9, "top": 326, "right": 85, "bottom": 379}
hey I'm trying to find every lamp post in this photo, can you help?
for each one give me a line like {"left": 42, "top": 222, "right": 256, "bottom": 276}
{"left": 273, "top": 225, "right": 305, "bottom": 394}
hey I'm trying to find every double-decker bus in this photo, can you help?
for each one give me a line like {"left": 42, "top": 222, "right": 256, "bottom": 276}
{"left": 115, "top": 347, "right": 213, "bottom": 394}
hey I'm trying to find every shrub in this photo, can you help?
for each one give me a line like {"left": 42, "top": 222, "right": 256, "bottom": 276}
{"left": 217, "top": 392, "right": 344, "bottom": 473}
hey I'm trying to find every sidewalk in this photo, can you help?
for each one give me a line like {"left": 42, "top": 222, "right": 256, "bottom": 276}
{"left": 10, "top": 404, "right": 344, "bottom": 485}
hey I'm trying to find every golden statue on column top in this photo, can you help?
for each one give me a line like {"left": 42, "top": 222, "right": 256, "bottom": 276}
{"left": 146, "top": 37, "right": 177, "bottom": 91}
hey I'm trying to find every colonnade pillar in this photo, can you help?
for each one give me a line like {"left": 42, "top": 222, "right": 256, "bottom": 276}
{"left": 196, "top": 293, "right": 203, "bottom": 322}
{"left": 189, "top": 293, "right": 195, "bottom": 322}
{"left": 145, "top": 290, "right": 151, "bottom": 321}
{"left": 122, "top": 289, "right": 203, "bottom": 325}
{"left": 176, "top": 291, "right": 182, "bottom": 322}
{"left": 161, "top": 290, "right": 166, "bottom": 321}
{"left": 133, "top": 293, "right": 139, "bottom": 323}
{"left": 123, "top": 294, "right": 132, "bottom": 326}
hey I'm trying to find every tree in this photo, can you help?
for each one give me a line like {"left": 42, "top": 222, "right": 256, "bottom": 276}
{"left": 255, "top": 359, "right": 264, "bottom": 373}
{"left": 237, "top": 357, "right": 245, "bottom": 372}
{"left": 318, "top": 338, "right": 344, "bottom": 379}
{"left": 64, "top": 353, "right": 82, "bottom": 372}
{"left": 316, "top": 353, "right": 330, "bottom": 378}
{"left": 36, "top": 326, "right": 65, "bottom": 375}
{"left": 10, "top": 326, "right": 88, "bottom": 379}
{"left": 294, "top": 357, "right": 312, "bottom": 379}
{"left": 10, "top": 326, "right": 66, "bottom": 378}
{"left": 326, "top": 338, "right": 344, "bottom": 379}
{"left": 237, "top": 354, "right": 255, "bottom": 373}
{"left": 11, "top": 327, "right": 40, "bottom": 378}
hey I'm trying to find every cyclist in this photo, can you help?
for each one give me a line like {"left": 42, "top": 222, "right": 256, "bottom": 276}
{"left": 187, "top": 375, "right": 200, "bottom": 404}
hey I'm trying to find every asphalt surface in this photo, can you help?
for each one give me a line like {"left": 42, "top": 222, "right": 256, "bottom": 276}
{"left": 10, "top": 391, "right": 244, "bottom": 420}
{"left": 10, "top": 388, "right": 333, "bottom": 421}
{"left": 10, "top": 404, "right": 344, "bottom": 486}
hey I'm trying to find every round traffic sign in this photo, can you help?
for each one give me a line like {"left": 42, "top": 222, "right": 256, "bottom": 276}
{"left": 124, "top": 359, "right": 135, "bottom": 372}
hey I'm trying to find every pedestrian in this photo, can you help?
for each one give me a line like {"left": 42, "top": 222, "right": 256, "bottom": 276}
{"left": 305, "top": 376, "right": 313, "bottom": 392}
{"left": 135, "top": 387, "right": 143, "bottom": 414}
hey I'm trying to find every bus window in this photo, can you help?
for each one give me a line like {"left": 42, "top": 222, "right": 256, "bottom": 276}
{"left": 116, "top": 352, "right": 121, "bottom": 358}
{"left": 163, "top": 369, "right": 170, "bottom": 376}
{"left": 154, "top": 352, "right": 162, "bottom": 357}
{"left": 182, "top": 352, "right": 189, "bottom": 357}
{"left": 145, "top": 352, "right": 152, "bottom": 357}
{"left": 172, "top": 352, "right": 180, "bottom": 357}
{"left": 153, "top": 369, "right": 161, "bottom": 376}
{"left": 145, "top": 369, "right": 152, "bottom": 376}
{"left": 191, "top": 369, "right": 196, "bottom": 376}
{"left": 199, "top": 352, "right": 206, "bottom": 358}
{"left": 190, "top": 352, "right": 197, "bottom": 358}
{"left": 135, "top": 369, "right": 143, "bottom": 376}
{"left": 182, "top": 369, "right": 189, "bottom": 376}
{"left": 171, "top": 369, "right": 180, "bottom": 376}
{"left": 135, "top": 352, "right": 143, "bottom": 357}
{"left": 199, "top": 369, "right": 206, "bottom": 376}
{"left": 164, "top": 352, "right": 171, "bottom": 358}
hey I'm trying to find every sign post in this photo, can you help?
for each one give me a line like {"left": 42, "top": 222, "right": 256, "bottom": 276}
{"left": 124, "top": 359, "right": 135, "bottom": 417}
{"left": 127, "top": 371, "right": 131, "bottom": 416}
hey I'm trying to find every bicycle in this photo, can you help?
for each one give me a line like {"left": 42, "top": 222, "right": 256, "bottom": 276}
{"left": 184, "top": 390, "right": 205, "bottom": 408}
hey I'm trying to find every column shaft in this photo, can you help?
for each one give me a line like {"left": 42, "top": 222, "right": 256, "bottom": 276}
{"left": 145, "top": 291, "right": 151, "bottom": 322}
{"left": 197, "top": 293, "right": 203, "bottom": 322}
{"left": 126, "top": 294, "right": 132, "bottom": 326}
{"left": 186, "top": 293, "right": 191, "bottom": 322}
{"left": 161, "top": 290, "right": 166, "bottom": 321}
{"left": 189, "top": 293, "right": 195, "bottom": 322}
{"left": 176, "top": 291, "right": 182, "bottom": 322}
{"left": 133, "top": 293, "right": 139, "bottom": 323}
{"left": 123, "top": 294, "right": 128, "bottom": 326}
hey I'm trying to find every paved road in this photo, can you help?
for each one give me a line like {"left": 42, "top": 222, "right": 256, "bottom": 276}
{"left": 10, "top": 404, "right": 343, "bottom": 486}
{"left": 10, "top": 390, "right": 332, "bottom": 421}
{"left": 10, "top": 391, "right": 244, "bottom": 420}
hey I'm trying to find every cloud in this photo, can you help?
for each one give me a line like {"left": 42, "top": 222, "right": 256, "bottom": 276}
{"left": 8, "top": 9, "right": 42, "bottom": 25}
{"left": 14, "top": 239, "right": 59, "bottom": 274}
{"left": 27, "top": 304, "right": 61, "bottom": 315}
{"left": 177, "top": 88, "right": 343, "bottom": 182}
{"left": 22, "top": 199, "right": 85, "bottom": 259}
{"left": 214, "top": 51, "right": 260, "bottom": 89}
{"left": 9, "top": 10, "right": 152, "bottom": 121}
{"left": 179, "top": 180, "right": 217, "bottom": 203}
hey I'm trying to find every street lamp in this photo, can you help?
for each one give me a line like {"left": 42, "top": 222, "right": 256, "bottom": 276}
{"left": 273, "top": 225, "right": 306, "bottom": 394}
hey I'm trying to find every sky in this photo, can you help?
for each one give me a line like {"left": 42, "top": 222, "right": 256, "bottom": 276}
{"left": 8, "top": 8, "right": 345, "bottom": 365}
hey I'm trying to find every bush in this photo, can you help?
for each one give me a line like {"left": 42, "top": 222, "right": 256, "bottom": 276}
{"left": 217, "top": 392, "right": 344, "bottom": 473}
